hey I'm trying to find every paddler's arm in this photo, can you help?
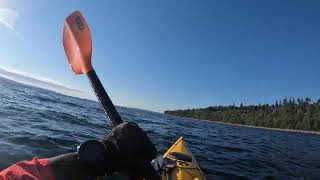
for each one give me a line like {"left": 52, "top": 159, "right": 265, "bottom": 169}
{"left": 0, "top": 154, "right": 120, "bottom": 180}
{"left": 0, "top": 122, "right": 160, "bottom": 180}
{"left": 0, "top": 154, "right": 105, "bottom": 180}
{"left": 48, "top": 153, "right": 100, "bottom": 180}
{"left": 0, "top": 158, "right": 56, "bottom": 180}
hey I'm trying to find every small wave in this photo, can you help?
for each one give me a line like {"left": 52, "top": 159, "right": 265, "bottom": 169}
{"left": 61, "top": 100, "right": 84, "bottom": 108}
{"left": 210, "top": 144, "right": 253, "bottom": 153}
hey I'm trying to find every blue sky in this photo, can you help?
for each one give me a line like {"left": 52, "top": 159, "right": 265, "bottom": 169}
{"left": 0, "top": 0, "right": 319, "bottom": 112}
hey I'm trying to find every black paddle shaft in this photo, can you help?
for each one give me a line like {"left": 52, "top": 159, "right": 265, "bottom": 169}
{"left": 87, "top": 70, "right": 123, "bottom": 127}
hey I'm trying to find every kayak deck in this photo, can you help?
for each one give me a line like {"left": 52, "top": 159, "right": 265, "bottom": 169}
{"left": 161, "top": 137, "right": 206, "bottom": 180}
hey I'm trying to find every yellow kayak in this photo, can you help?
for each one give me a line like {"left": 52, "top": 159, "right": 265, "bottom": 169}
{"left": 161, "top": 137, "right": 206, "bottom": 180}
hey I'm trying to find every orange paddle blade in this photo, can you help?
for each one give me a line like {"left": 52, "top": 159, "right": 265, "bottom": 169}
{"left": 63, "top": 11, "right": 93, "bottom": 74}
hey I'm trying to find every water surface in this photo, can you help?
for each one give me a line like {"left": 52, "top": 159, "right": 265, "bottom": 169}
{"left": 0, "top": 77, "right": 319, "bottom": 179}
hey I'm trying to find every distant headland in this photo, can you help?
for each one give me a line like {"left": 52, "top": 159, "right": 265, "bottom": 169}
{"left": 165, "top": 98, "right": 320, "bottom": 133}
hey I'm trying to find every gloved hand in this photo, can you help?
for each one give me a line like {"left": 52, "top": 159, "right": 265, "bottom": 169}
{"left": 102, "top": 122, "right": 159, "bottom": 179}
{"left": 49, "top": 122, "right": 159, "bottom": 180}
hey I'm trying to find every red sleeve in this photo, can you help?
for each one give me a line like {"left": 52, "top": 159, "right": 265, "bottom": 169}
{"left": 0, "top": 158, "right": 55, "bottom": 180}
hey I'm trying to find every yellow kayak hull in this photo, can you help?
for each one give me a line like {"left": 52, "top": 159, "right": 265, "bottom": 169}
{"left": 161, "top": 137, "right": 206, "bottom": 180}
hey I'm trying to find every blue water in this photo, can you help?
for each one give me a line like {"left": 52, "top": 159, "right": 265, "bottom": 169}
{"left": 0, "top": 77, "right": 319, "bottom": 180}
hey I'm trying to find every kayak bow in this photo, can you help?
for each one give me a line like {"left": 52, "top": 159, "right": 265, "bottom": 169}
{"left": 161, "top": 137, "right": 206, "bottom": 180}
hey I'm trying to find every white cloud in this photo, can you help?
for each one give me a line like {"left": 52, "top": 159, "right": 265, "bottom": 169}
{"left": 0, "top": 8, "right": 18, "bottom": 31}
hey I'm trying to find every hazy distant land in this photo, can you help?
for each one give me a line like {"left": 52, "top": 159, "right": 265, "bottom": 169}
{"left": 0, "top": 67, "right": 93, "bottom": 100}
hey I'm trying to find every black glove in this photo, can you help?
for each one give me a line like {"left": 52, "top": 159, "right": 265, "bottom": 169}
{"left": 49, "top": 122, "right": 160, "bottom": 180}
{"left": 102, "top": 122, "right": 159, "bottom": 179}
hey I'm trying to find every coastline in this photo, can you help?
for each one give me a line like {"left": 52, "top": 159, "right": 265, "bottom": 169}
{"left": 168, "top": 115, "right": 320, "bottom": 135}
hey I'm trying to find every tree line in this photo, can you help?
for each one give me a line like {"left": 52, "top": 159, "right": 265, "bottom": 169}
{"left": 164, "top": 98, "right": 320, "bottom": 131}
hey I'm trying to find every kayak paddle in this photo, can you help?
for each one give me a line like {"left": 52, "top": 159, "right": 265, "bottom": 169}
{"left": 62, "top": 11, "right": 123, "bottom": 127}
{"left": 62, "top": 11, "right": 162, "bottom": 180}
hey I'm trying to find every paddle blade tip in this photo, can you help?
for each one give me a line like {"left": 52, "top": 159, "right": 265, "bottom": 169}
{"left": 62, "top": 10, "right": 93, "bottom": 74}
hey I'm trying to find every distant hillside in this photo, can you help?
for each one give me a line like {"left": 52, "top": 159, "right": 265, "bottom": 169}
{"left": 165, "top": 98, "right": 320, "bottom": 131}
{"left": 0, "top": 67, "right": 93, "bottom": 100}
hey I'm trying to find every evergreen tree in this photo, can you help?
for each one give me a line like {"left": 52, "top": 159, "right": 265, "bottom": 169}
{"left": 306, "top": 98, "right": 311, "bottom": 103}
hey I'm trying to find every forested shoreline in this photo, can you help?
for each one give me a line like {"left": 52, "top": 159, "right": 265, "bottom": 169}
{"left": 164, "top": 98, "right": 320, "bottom": 131}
